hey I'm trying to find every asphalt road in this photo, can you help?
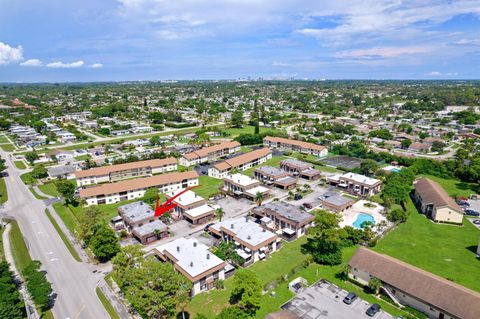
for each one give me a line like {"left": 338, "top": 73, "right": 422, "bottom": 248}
{"left": 0, "top": 150, "right": 110, "bottom": 319}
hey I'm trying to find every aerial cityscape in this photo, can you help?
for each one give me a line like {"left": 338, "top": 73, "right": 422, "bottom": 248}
{"left": 1, "top": 1, "right": 480, "bottom": 319}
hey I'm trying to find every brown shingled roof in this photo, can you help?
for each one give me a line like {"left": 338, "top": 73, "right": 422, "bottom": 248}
{"left": 213, "top": 148, "right": 272, "bottom": 171}
{"left": 79, "top": 170, "right": 198, "bottom": 198}
{"left": 75, "top": 158, "right": 177, "bottom": 178}
{"left": 415, "top": 178, "right": 462, "bottom": 212}
{"left": 264, "top": 136, "right": 326, "bottom": 151}
{"left": 349, "top": 247, "right": 480, "bottom": 319}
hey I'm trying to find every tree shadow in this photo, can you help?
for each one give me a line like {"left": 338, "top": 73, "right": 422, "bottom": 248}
{"left": 466, "top": 245, "right": 480, "bottom": 258}
{"left": 176, "top": 311, "right": 190, "bottom": 319}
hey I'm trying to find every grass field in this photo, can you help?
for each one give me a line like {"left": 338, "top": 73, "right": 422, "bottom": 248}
{"left": 194, "top": 175, "right": 224, "bottom": 199}
{"left": 44, "top": 208, "right": 81, "bottom": 262}
{"left": 223, "top": 125, "right": 277, "bottom": 137}
{"left": 14, "top": 160, "right": 27, "bottom": 169}
{"left": 374, "top": 197, "right": 480, "bottom": 292}
{"left": 9, "top": 220, "right": 32, "bottom": 273}
{"left": 20, "top": 172, "right": 37, "bottom": 185}
{"left": 188, "top": 238, "right": 410, "bottom": 319}
{"left": 0, "top": 178, "right": 7, "bottom": 204}
{"left": 38, "top": 182, "right": 60, "bottom": 197}
{"left": 419, "top": 174, "right": 477, "bottom": 198}
{"left": 96, "top": 287, "right": 121, "bottom": 319}
{"left": 0, "top": 143, "right": 15, "bottom": 152}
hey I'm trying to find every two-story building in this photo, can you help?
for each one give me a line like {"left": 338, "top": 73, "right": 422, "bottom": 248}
{"left": 79, "top": 171, "right": 199, "bottom": 206}
{"left": 254, "top": 166, "right": 297, "bottom": 190}
{"left": 208, "top": 148, "right": 272, "bottom": 179}
{"left": 154, "top": 238, "right": 226, "bottom": 296}
{"left": 280, "top": 159, "right": 321, "bottom": 180}
{"left": 263, "top": 136, "right": 328, "bottom": 157}
{"left": 179, "top": 141, "right": 241, "bottom": 166}
{"left": 328, "top": 172, "right": 382, "bottom": 197}
{"left": 223, "top": 173, "right": 270, "bottom": 200}
{"left": 165, "top": 189, "right": 215, "bottom": 224}
{"left": 75, "top": 158, "right": 177, "bottom": 186}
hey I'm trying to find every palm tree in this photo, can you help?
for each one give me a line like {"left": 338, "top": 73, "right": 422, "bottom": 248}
{"left": 215, "top": 208, "right": 225, "bottom": 221}
{"left": 255, "top": 192, "right": 264, "bottom": 207}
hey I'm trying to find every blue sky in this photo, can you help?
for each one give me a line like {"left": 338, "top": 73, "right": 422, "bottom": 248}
{"left": 1, "top": 0, "right": 480, "bottom": 82}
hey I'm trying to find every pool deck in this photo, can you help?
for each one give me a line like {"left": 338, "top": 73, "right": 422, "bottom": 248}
{"left": 339, "top": 200, "right": 388, "bottom": 232}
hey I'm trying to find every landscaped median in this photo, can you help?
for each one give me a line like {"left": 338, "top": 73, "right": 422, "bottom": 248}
{"left": 44, "top": 208, "right": 81, "bottom": 262}
{"left": 96, "top": 286, "right": 120, "bottom": 319}
{"left": 0, "top": 177, "right": 7, "bottom": 204}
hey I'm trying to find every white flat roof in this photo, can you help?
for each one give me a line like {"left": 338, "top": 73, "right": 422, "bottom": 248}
{"left": 225, "top": 173, "right": 259, "bottom": 187}
{"left": 167, "top": 189, "right": 205, "bottom": 206}
{"left": 212, "top": 217, "right": 276, "bottom": 247}
{"left": 184, "top": 204, "right": 215, "bottom": 218}
{"left": 341, "top": 172, "right": 381, "bottom": 186}
{"left": 154, "top": 237, "right": 224, "bottom": 278}
{"left": 245, "top": 185, "right": 270, "bottom": 197}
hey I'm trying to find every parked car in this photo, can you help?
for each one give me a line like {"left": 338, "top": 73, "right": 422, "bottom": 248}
{"left": 465, "top": 209, "right": 480, "bottom": 217}
{"left": 303, "top": 202, "right": 313, "bottom": 209}
{"left": 294, "top": 194, "right": 303, "bottom": 200}
{"left": 366, "top": 303, "right": 381, "bottom": 317}
{"left": 343, "top": 292, "right": 357, "bottom": 305}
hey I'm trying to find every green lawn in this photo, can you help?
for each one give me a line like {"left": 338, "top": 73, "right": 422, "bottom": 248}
{"left": 0, "top": 135, "right": 9, "bottom": 143}
{"left": 0, "top": 227, "right": 5, "bottom": 261}
{"left": 188, "top": 239, "right": 410, "bottom": 319}
{"left": 14, "top": 160, "right": 27, "bottom": 169}
{"left": 44, "top": 208, "right": 81, "bottom": 262}
{"left": 0, "top": 143, "right": 15, "bottom": 152}
{"left": 20, "top": 172, "right": 37, "bottom": 185}
{"left": 194, "top": 175, "right": 224, "bottom": 199}
{"left": 52, "top": 202, "right": 80, "bottom": 236}
{"left": 223, "top": 125, "right": 276, "bottom": 137}
{"left": 29, "top": 187, "right": 48, "bottom": 200}
{"left": 420, "top": 174, "right": 477, "bottom": 198}
{"left": 8, "top": 220, "right": 32, "bottom": 273}
{"left": 96, "top": 287, "right": 121, "bottom": 319}
{"left": 374, "top": 198, "right": 480, "bottom": 292}
{"left": 0, "top": 177, "right": 7, "bottom": 204}
{"left": 38, "top": 182, "right": 60, "bottom": 197}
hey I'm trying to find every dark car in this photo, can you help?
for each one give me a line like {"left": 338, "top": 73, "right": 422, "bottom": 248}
{"left": 366, "top": 303, "right": 381, "bottom": 317}
{"left": 342, "top": 292, "right": 357, "bottom": 305}
{"left": 204, "top": 222, "right": 215, "bottom": 232}
{"left": 465, "top": 209, "right": 480, "bottom": 217}
{"left": 303, "top": 202, "right": 313, "bottom": 209}
{"left": 294, "top": 194, "right": 303, "bottom": 200}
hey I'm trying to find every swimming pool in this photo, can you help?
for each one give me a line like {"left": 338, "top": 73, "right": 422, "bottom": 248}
{"left": 352, "top": 213, "right": 375, "bottom": 229}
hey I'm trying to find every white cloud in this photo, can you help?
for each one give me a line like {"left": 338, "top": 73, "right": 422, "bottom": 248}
{"left": 0, "top": 42, "right": 23, "bottom": 65}
{"left": 20, "top": 59, "right": 43, "bottom": 67}
{"left": 90, "top": 63, "right": 103, "bottom": 68}
{"left": 427, "top": 71, "right": 459, "bottom": 76}
{"left": 335, "top": 45, "right": 434, "bottom": 59}
{"left": 46, "top": 60, "right": 85, "bottom": 68}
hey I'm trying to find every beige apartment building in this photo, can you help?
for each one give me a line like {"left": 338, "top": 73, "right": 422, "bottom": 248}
{"left": 75, "top": 158, "right": 177, "bottom": 186}
{"left": 263, "top": 136, "right": 328, "bottom": 157}
{"left": 179, "top": 141, "right": 241, "bottom": 166}
{"left": 165, "top": 189, "right": 215, "bottom": 224}
{"left": 79, "top": 171, "right": 199, "bottom": 206}
{"left": 208, "top": 148, "right": 272, "bottom": 179}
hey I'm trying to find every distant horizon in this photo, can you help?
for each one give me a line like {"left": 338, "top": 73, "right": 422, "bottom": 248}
{"left": 1, "top": 0, "right": 480, "bottom": 82}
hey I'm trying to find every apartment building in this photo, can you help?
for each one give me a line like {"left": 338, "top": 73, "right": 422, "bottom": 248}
{"left": 75, "top": 158, "right": 177, "bottom": 186}
{"left": 280, "top": 159, "right": 321, "bottom": 180}
{"left": 413, "top": 178, "right": 463, "bottom": 224}
{"left": 209, "top": 217, "right": 279, "bottom": 266}
{"left": 179, "top": 141, "right": 241, "bottom": 166}
{"left": 349, "top": 247, "right": 480, "bottom": 319}
{"left": 254, "top": 166, "right": 297, "bottom": 190}
{"left": 154, "top": 238, "right": 226, "bottom": 296}
{"left": 79, "top": 171, "right": 199, "bottom": 206}
{"left": 223, "top": 173, "right": 270, "bottom": 200}
{"left": 208, "top": 148, "right": 272, "bottom": 179}
{"left": 165, "top": 189, "right": 215, "bottom": 224}
{"left": 252, "top": 202, "right": 315, "bottom": 239}
{"left": 263, "top": 136, "right": 328, "bottom": 157}
{"left": 117, "top": 201, "right": 168, "bottom": 244}
{"left": 328, "top": 172, "right": 382, "bottom": 196}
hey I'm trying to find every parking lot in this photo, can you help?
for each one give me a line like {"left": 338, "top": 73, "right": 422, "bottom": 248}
{"left": 282, "top": 280, "right": 394, "bottom": 319}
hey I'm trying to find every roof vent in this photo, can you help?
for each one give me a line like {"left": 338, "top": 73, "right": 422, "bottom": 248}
{"left": 231, "top": 223, "right": 234, "bottom": 229}
{"left": 190, "top": 261, "right": 194, "bottom": 267}
{"left": 177, "top": 246, "right": 180, "bottom": 252}
{"left": 193, "top": 241, "right": 197, "bottom": 247}
{"left": 206, "top": 253, "right": 210, "bottom": 260}
{"left": 247, "top": 235, "right": 251, "bottom": 240}
{"left": 262, "top": 228, "right": 266, "bottom": 232}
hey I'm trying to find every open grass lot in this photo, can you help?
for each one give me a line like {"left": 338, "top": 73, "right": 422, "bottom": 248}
{"left": 374, "top": 197, "right": 480, "bottom": 292}
{"left": 44, "top": 208, "right": 81, "bottom": 262}
{"left": 188, "top": 238, "right": 409, "bottom": 319}
{"left": 14, "top": 160, "right": 27, "bottom": 169}
{"left": 0, "top": 143, "right": 15, "bottom": 152}
{"left": 223, "top": 125, "right": 284, "bottom": 137}
{"left": 38, "top": 182, "right": 61, "bottom": 197}
{"left": 9, "top": 220, "right": 32, "bottom": 273}
{"left": 0, "top": 178, "right": 7, "bottom": 204}
{"left": 194, "top": 175, "right": 224, "bottom": 199}
{"left": 420, "top": 174, "right": 477, "bottom": 198}
{"left": 96, "top": 287, "right": 120, "bottom": 319}
{"left": 20, "top": 171, "right": 37, "bottom": 185}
